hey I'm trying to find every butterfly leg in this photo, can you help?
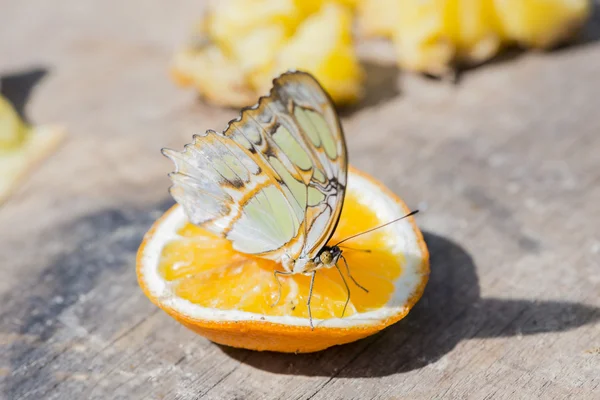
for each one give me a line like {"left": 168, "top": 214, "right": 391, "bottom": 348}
{"left": 334, "top": 263, "right": 351, "bottom": 318}
{"left": 271, "top": 270, "right": 293, "bottom": 308}
{"left": 307, "top": 271, "right": 317, "bottom": 330}
{"left": 341, "top": 255, "right": 369, "bottom": 293}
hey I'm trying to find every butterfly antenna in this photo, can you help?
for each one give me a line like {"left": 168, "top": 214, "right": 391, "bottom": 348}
{"left": 338, "top": 246, "right": 371, "bottom": 253}
{"left": 334, "top": 210, "right": 419, "bottom": 246}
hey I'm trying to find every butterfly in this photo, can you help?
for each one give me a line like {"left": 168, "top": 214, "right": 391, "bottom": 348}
{"left": 163, "top": 71, "right": 416, "bottom": 328}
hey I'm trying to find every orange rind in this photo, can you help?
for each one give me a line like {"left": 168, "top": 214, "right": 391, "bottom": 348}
{"left": 137, "top": 167, "right": 429, "bottom": 353}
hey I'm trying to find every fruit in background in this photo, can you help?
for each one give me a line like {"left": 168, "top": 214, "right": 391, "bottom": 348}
{"left": 265, "top": 3, "right": 364, "bottom": 104}
{"left": 357, "top": 0, "right": 403, "bottom": 38}
{"left": 171, "top": 45, "right": 257, "bottom": 108}
{"left": 494, "top": 0, "right": 591, "bottom": 48}
{"left": 382, "top": 0, "right": 591, "bottom": 76}
{"left": 172, "top": 0, "right": 592, "bottom": 103}
{"left": 392, "top": 0, "right": 503, "bottom": 76}
{"left": 205, "top": 0, "right": 304, "bottom": 53}
{"left": 0, "top": 95, "right": 28, "bottom": 150}
{"left": 171, "top": 1, "right": 363, "bottom": 107}
{"left": 0, "top": 94, "right": 65, "bottom": 204}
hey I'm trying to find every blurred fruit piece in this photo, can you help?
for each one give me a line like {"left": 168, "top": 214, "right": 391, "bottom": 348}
{"left": 173, "top": 0, "right": 591, "bottom": 101}
{"left": 171, "top": 1, "right": 363, "bottom": 107}
{"left": 206, "top": 0, "right": 303, "bottom": 52}
{"left": 358, "top": 0, "right": 590, "bottom": 76}
{"left": 494, "top": 0, "right": 591, "bottom": 48}
{"left": 0, "top": 94, "right": 64, "bottom": 204}
{"left": 230, "top": 25, "right": 288, "bottom": 73}
{"left": 0, "top": 95, "right": 28, "bottom": 150}
{"left": 171, "top": 45, "right": 257, "bottom": 108}
{"left": 266, "top": 3, "right": 364, "bottom": 104}
{"left": 358, "top": 0, "right": 403, "bottom": 38}
{"left": 393, "top": 0, "right": 504, "bottom": 76}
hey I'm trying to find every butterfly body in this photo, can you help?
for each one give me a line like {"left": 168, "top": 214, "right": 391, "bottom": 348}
{"left": 283, "top": 245, "right": 342, "bottom": 274}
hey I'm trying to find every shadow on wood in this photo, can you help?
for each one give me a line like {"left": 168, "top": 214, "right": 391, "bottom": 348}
{"left": 581, "top": 2, "right": 600, "bottom": 45}
{"left": 2, "top": 203, "right": 598, "bottom": 393}
{"left": 219, "top": 231, "right": 600, "bottom": 377}
{"left": 0, "top": 67, "right": 48, "bottom": 123}
{"left": 0, "top": 199, "right": 174, "bottom": 399}
{"left": 339, "top": 61, "right": 400, "bottom": 117}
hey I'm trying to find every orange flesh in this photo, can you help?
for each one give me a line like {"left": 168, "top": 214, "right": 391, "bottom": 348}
{"left": 158, "top": 191, "right": 403, "bottom": 320}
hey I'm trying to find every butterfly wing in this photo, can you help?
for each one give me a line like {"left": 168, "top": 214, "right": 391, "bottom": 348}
{"left": 164, "top": 71, "right": 347, "bottom": 263}
{"left": 267, "top": 72, "right": 348, "bottom": 260}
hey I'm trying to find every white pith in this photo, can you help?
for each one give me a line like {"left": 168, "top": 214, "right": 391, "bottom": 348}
{"left": 139, "top": 170, "right": 427, "bottom": 328}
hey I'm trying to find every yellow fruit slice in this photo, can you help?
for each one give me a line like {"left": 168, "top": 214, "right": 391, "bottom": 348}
{"left": 392, "top": 0, "right": 503, "bottom": 76}
{"left": 137, "top": 167, "right": 429, "bottom": 353}
{"left": 494, "top": 0, "right": 591, "bottom": 48}
{"left": 206, "top": 0, "right": 304, "bottom": 52}
{"left": 171, "top": 1, "right": 363, "bottom": 107}
{"left": 389, "top": 0, "right": 590, "bottom": 76}
{"left": 0, "top": 95, "right": 28, "bottom": 150}
{"left": 229, "top": 25, "right": 288, "bottom": 74}
{"left": 171, "top": 45, "right": 257, "bottom": 108}
{"left": 358, "top": 0, "right": 403, "bottom": 38}
{"left": 267, "top": 2, "right": 364, "bottom": 104}
{"left": 0, "top": 95, "right": 65, "bottom": 204}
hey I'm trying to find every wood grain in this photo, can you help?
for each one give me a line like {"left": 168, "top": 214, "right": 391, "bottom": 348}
{"left": 1, "top": 1, "right": 599, "bottom": 399}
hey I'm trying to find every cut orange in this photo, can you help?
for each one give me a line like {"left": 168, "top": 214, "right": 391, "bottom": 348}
{"left": 137, "top": 167, "right": 429, "bottom": 353}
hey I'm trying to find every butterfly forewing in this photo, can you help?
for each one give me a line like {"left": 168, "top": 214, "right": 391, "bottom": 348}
{"left": 269, "top": 73, "right": 347, "bottom": 259}
{"left": 165, "top": 71, "right": 347, "bottom": 264}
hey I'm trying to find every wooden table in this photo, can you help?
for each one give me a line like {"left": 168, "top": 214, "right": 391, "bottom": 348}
{"left": 1, "top": 1, "right": 599, "bottom": 399}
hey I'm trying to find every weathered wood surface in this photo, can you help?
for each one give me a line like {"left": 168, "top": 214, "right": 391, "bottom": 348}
{"left": 1, "top": 1, "right": 600, "bottom": 399}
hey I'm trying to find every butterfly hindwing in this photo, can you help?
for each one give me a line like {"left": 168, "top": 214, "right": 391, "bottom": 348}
{"left": 165, "top": 71, "right": 347, "bottom": 262}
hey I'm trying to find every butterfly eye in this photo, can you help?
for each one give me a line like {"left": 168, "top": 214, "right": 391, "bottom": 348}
{"left": 320, "top": 251, "right": 333, "bottom": 265}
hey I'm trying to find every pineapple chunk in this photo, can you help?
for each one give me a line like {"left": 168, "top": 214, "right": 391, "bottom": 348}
{"left": 172, "top": 0, "right": 591, "bottom": 103}
{"left": 494, "top": 0, "right": 591, "bottom": 48}
{"left": 393, "top": 0, "right": 455, "bottom": 76}
{"left": 393, "top": 0, "right": 503, "bottom": 75}
{"left": 171, "top": 45, "right": 256, "bottom": 108}
{"left": 0, "top": 95, "right": 28, "bottom": 150}
{"left": 331, "top": 0, "right": 358, "bottom": 8}
{"left": 358, "top": 0, "right": 403, "bottom": 38}
{"left": 266, "top": 3, "right": 364, "bottom": 103}
{"left": 394, "top": 0, "right": 502, "bottom": 75}
{"left": 206, "top": 0, "right": 303, "bottom": 52}
{"left": 365, "top": 0, "right": 590, "bottom": 76}
{"left": 172, "top": 0, "right": 363, "bottom": 106}
{"left": 448, "top": 0, "right": 504, "bottom": 63}
{"left": 229, "top": 25, "right": 288, "bottom": 73}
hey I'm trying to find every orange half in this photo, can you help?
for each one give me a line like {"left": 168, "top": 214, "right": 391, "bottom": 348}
{"left": 137, "top": 167, "right": 429, "bottom": 353}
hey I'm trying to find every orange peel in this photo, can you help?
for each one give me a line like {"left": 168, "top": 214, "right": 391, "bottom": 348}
{"left": 137, "top": 167, "right": 429, "bottom": 353}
